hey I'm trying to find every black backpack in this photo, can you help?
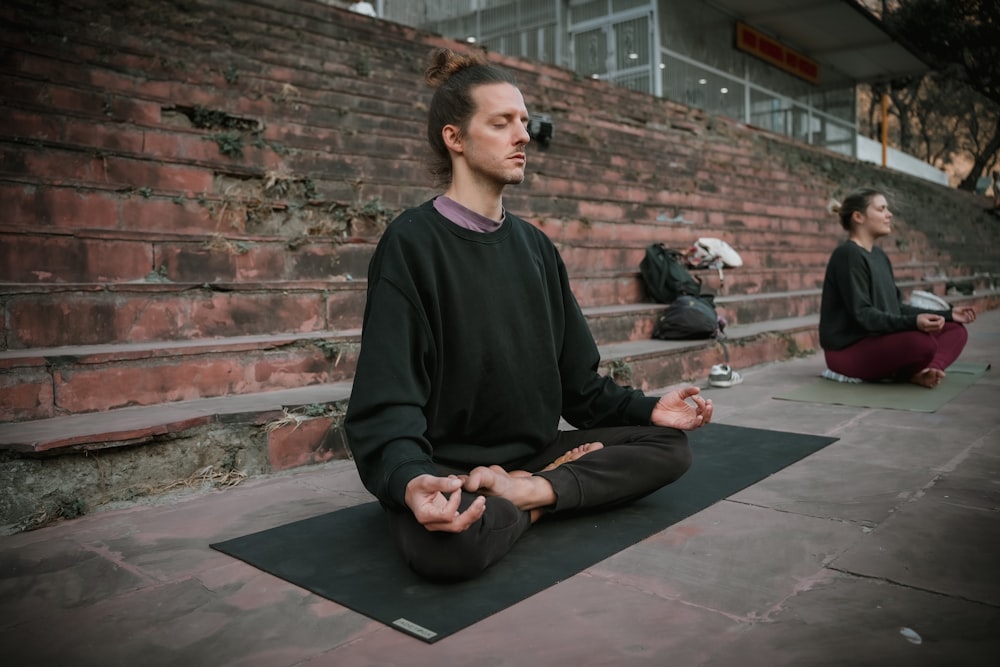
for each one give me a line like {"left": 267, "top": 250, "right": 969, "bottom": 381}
{"left": 640, "top": 243, "right": 702, "bottom": 304}
{"left": 652, "top": 295, "right": 719, "bottom": 340}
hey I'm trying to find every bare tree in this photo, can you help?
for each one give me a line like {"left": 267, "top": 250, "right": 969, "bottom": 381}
{"left": 881, "top": 0, "right": 1000, "bottom": 191}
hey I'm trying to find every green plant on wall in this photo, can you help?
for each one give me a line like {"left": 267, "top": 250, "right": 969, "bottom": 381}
{"left": 608, "top": 358, "right": 634, "bottom": 384}
{"left": 354, "top": 55, "right": 372, "bottom": 77}
{"left": 328, "top": 195, "right": 392, "bottom": 235}
{"left": 312, "top": 339, "right": 343, "bottom": 362}
{"left": 214, "top": 131, "right": 244, "bottom": 158}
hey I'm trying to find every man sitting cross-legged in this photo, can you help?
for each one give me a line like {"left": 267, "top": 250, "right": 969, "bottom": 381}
{"left": 343, "top": 47, "right": 713, "bottom": 581}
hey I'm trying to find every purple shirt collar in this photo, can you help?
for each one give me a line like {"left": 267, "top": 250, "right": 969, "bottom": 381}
{"left": 433, "top": 196, "right": 504, "bottom": 233}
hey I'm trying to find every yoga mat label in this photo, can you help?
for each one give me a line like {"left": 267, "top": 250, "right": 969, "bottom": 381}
{"left": 393, "top": 618, "right": 437, "bottom": 640}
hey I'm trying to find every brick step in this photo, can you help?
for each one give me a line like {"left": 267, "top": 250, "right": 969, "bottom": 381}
{"left": 5, "top": 268, "right": 985, "bottom": 353}
{"left": 0, "top": 57, "right": 428, "bottom": 165}
{"left": 0, "top": 381, "right": 353, "bottom": 454}
{"left": 571, "top": 244, "right": 949, "bottom": 276}
{"left": 715, "top": 277, "right": 996, "bottom": 326}
{"left": 0, "top": 274, "right": 620, "bottom": 348}
{"left": 0, "top": 35, "right": 449, "bottom": 176}
{"left": 582, "top": 279, "right": 996, "bottom": 343}
{"left": 0, "top": 103, "right": 836, "bottom": 233}
{"left": 597, "top": 315, "right": 820, "bottom": 391}
{"left": 0, "top": 378, "right": 356, "bottom": 529}
{"left": 0, "top": 61, "right": 425, "bottom": 152}
{"left": 590, "top": 224, "right": 940, "bottom": 263}
{"left": 0, "top": 151, "right": 835, "bottom": 243}
{"left": 1, "top": 256, "right": 967, "bottom": 343}
{"left": 0, "top": 281, "right": 367, "bottom": 348}
{"left": 1, "top": 44, "right": 836, "bottom": 213}
{"left": 203, "top": 0, "right": 706, "bottom": 141}
{"left": 0, "top": 59, "right": 434, "bottom": 161}
{"left": 0, "top": 12, "right": 429, "bottom": 110}
{"left": 0, "top": 71, "right": 426, "bottom": 154}
{"left": 0, "top": 72, "right": 163, "bottom": 128}
{"left": 0, "top": 174, "right": 426, "bottom": 241}
{"left": 0, "top": 135, "right": 425, "bottom": 212}
{"left": 0, "top": 167, "right": 839, "bottom": 254}
{"left": 595, "top": 286, "right": 1000, "bottom": 391}
{"left": 1, "top": 40, "right": 843, "bottom": 226}
{"left": 572, "top": 261, "right": 954, "bottom": 307}
{"left": 558, "top": 245, "right": 836, "bottom": 274}
{"left": 0, "top": 200, "right": 840, "bottom": 256}
{"left": 511, "top": 161, "right": 839, "bottom": 218}
{"left": 5, "top": 219, "right": 943, "bottom": 287}
{"left": 0, "top": 99, "right": 427, "bottom": 175}
{"left": 515, "top": 193, "right": 831, "bottom": 232}
{"left": 3, "top": 0, "right": 832, "bottom": 201}
{"left": 0, "top": 176, "right": 951, "bottom": 283}
{"left": 582, "top": 294, "right": 824, "bottom": 344}
{"left": 0, "top": 226, "right": 377, "bottom": 284}
{"left": 0, "top": 277, "right": 626, "bottom": 350}
{"left": 688, "top": 262, "right": 969, "bottom": 296}
{"left": 523, "top": 163, "right": 832, "bottom": 214}
{"left": 0, "top": 268, "right": 862, "bottom": 350}
{"left": 692, "top": 267, "right": 823, "bottom": 295}
{"left": 0, "top": 330, "right": 361, "bottom": 422}
{"left": 550, "top": 111, "right": 830, "bottom": 175}
{"left": 0, "top": 140, "right": 220, "bottom": 203}
{"left": 535, "top": 215, "right": 839, "bottom": 243}
{"left": 532, "top": 124, "right": 819, "bottom": 189}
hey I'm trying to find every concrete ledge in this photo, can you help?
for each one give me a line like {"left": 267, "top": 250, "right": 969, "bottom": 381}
{"left": 0, "top": 382, "right": 353, "bottom": 453}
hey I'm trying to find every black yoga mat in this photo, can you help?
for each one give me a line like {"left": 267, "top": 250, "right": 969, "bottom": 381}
{"left": 212, "top": 423, "right": 836, "bottom": 643}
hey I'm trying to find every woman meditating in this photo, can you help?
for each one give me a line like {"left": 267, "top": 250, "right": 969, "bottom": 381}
{"left": 819, "top": 188, "right": 977, "bottom": 388}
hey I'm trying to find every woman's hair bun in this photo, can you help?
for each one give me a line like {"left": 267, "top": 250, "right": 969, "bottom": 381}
{"left": 826, "top": 198, "right": 842, "bottom": 215}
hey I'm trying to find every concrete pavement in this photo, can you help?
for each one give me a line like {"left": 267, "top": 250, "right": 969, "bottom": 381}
{"left": 2, "top": 311, "right": 998, "bottom": 666}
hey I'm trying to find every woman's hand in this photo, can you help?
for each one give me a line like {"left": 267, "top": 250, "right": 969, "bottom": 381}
{"left": 951, "top": 306, "right": 977, "bottom": 324}
{"left": 916, "top": 313, "right": 945, "bottom": 332}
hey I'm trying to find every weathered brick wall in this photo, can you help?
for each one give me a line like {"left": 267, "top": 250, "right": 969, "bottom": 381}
{"left": 1, "top": 0, "right": 998, "bottom": 422}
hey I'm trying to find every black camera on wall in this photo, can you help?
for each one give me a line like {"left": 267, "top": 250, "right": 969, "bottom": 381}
{"left": 528, "top": 114, "right": 554, "bottom": 147}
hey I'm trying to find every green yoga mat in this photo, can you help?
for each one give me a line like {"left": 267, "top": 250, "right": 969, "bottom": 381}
{"left": 211, "top": 423, "right": 836, "bottom": 643}
{"left": 773, "top": 362, "right": 991, "bottom": 412}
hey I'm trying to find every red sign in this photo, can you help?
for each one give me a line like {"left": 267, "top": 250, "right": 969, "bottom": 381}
{"left": 735, "top": 21, "right": 820, "bottom": 85}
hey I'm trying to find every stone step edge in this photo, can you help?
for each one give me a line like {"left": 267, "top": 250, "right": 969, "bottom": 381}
{"left": 0, "top": 329, "right": 362, "bottom": 367}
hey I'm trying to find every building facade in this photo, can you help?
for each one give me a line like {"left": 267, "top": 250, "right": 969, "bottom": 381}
{"left": 380, "top": 0, "right": 920, "bottom": 161}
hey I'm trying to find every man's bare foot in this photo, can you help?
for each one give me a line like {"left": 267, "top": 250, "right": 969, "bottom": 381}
{"left": 463, "top": 465, "right": 557, "bottom": 513}
{"left": 509, "top": 443, "right": 605, "bottom": 478}
{"left": 541, "top": 442, "right": 605, "bottom": 472}
{"left": 466, "top": 443, "right": 606, "bottom": 523}
{"left": 910, "top": 368, "right": 945, "bottom": 388}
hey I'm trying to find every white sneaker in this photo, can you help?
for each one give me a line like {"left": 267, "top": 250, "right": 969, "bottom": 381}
{"left": 709, "top": 364, "right": 743, "bottom": 388}
{"left": 821, "top": 368, "right": 863, "bottom": 383}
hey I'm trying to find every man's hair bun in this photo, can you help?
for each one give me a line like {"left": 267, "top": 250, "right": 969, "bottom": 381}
{"left": 424, "top": 48, "right": 489, "bottom": 88}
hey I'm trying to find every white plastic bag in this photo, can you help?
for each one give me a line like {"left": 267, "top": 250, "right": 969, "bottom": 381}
{"left": 908, "top": 290, "right": 949, "bottom": 310}
{"left": 683, "top": 237, "right": 743, "bottom": 286}
{"left": 694, "top": 237, "right": 743, "bottom": 267}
